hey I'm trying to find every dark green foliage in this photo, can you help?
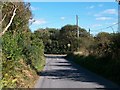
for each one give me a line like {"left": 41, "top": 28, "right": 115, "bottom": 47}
{"left": 1, "top": 2, "right": 45, "bottom": 88}
{"left": 66, "top": 32, "right": 120, "bottom": 85}
{"left": 23, "top": 33, "right": 45, "bottom": 72}
{"left": 1, "top": 1, "right": 119, "bottom": 88}
{"left": 2, "top": 33, "right": 22, "bottom": 61}
{"left": 110, "top": 33, "right": 120, "bottom": 60}
{"left": 35, "top": 25, "right": 90, "bottom": 54}
{"left": 66, "top": 53, "right": 120, "bottom": 85}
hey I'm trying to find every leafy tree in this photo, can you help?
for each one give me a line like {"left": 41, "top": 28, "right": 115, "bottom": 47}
{"left": 1, "top": 1, "right": 45, "bottom": 88}
{"left": 110, "top": 33, "right": 120, "bottom": 60}
{"left": 60, "top": 24, "right": 90, "bottom": 52}
{"left": 93, "top": 32, "right": 111, "bottom": 57}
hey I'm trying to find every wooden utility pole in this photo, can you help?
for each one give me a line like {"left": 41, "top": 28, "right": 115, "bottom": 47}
{"left": 116, "top": 0, "right": 120, "bottom": 32}
{"left": 118, "top": 0, "right": 120, "bottom": 32}
{"left": 76, "top": 15, "right": 79, "bottom": 38}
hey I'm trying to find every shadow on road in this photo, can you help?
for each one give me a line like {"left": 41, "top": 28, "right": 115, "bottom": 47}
{"left": 38, "top": 55, "right": 119, "bottom": 88}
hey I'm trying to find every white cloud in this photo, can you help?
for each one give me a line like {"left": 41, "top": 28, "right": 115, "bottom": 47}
{"left": 94, "top": 14, "right": 101, "bottom": 17}
{"left": 98, "top": 4, "right": 103, "bottom": 7}
{"left": 102, "top": 9, "right": 117, "bottom": 15}
{"left": 112, "top": 22, "right": 117, "bottom": 25}
{"left": 29, "top": 18, "right": 35, "bottom": 22}
{"left": 89, "top": 5, "right": 95, "bottom": 9}
{"left": 94, "top": 9, "right": 118, "bottom": 17}
{"left": 91, "top": 24, "right": 102, "bottom": 28}
{"left": 30, "top": 6, "right": 40, "bottom": 11}
{"left": 96, "top": 17, "right": 112, "bottom": 20}
{"left": 94, "top": 9, "right": 117, "bottom": 17}
{"left": 60, "top": 17, "right": 65, "bottom": 20}
{"left": 86, "top": 5, "right": 95, "bottom": 9}
{"left": 33, "top": 19, "right": 47, "bottom": 25}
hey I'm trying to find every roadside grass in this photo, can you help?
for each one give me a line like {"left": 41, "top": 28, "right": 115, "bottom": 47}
{"left": 1, "top": 56, "right": 45, "bottom": 88}
{"left": 36, "top": 56, "right": 46, "bottom": 73}
{"left": 66, "top": 53, "right": 120, "bottom": 86}
{"left": 2, "top": 59, "right": 37, "bottom": 88}
{"left": 15, "top": 59, "right": 39, "bottom": 88}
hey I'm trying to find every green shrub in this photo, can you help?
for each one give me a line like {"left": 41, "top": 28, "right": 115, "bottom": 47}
{"left": 66, "top": 53, "right": 120, "bottom": 85}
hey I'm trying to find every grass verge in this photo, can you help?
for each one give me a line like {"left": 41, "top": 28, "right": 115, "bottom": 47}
{"left": 1, "top": 56, "right": 45, "bottom": 88}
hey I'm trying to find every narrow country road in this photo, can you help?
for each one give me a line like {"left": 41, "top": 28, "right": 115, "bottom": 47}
{"left": 35, "top": 54, "right": 119, "bottom": 88}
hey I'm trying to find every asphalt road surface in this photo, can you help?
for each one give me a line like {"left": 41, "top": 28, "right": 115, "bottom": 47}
{"left": 35, "top": 54, "right": 119, "bottom": 88}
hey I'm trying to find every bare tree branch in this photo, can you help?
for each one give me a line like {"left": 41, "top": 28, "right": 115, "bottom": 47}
{"left": 0, "top": 8, "right": 17, "bottom": 37}
{"left": 0, "top": 14, "right": 6, "bottom": 25}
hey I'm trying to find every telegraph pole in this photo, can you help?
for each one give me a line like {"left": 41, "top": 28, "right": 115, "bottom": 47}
{"left": 76, "top": 15, "right": 79, "bottom": 38}
{"left": 118, "top": 0, "right": 120, "bottom": 32}
{"left": 76, "top": 15, "right": 79, "bottom": 51}
{"left": 116, "top": 0, "right": 120, "bottom": 32}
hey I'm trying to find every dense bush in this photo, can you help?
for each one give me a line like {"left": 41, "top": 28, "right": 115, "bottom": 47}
{"left": 34, "top": 25, "right": 90, "bottom": 54}
{"left": 66, "top": 53, "right": 120, "bottom": 85}
{"left": 23, "top": 34, "right": 45, "bottom": 72}
{"left": 110, "top": 33, "right": 120, "bottom": 60}
{"left": 66, "top": 32, "right": 120, "bottom": 85}
{"left": 1, "top": 2, "right": 45, "bottom": 88}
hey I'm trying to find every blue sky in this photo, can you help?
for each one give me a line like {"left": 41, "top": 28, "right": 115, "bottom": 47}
{"left": 29, "top": 2, "right": 118, "bottom": 35}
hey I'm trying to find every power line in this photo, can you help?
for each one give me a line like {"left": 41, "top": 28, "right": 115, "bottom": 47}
{"left": 91, "top": 22, "right": 120, "bottom": 33}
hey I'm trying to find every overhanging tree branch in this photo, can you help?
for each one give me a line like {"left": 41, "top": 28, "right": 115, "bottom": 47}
{"left": 0, "top": 14, "right": 6, "bottom": 25}
{"left": 0, "top": 7, "right": 17, "bottom": 37}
